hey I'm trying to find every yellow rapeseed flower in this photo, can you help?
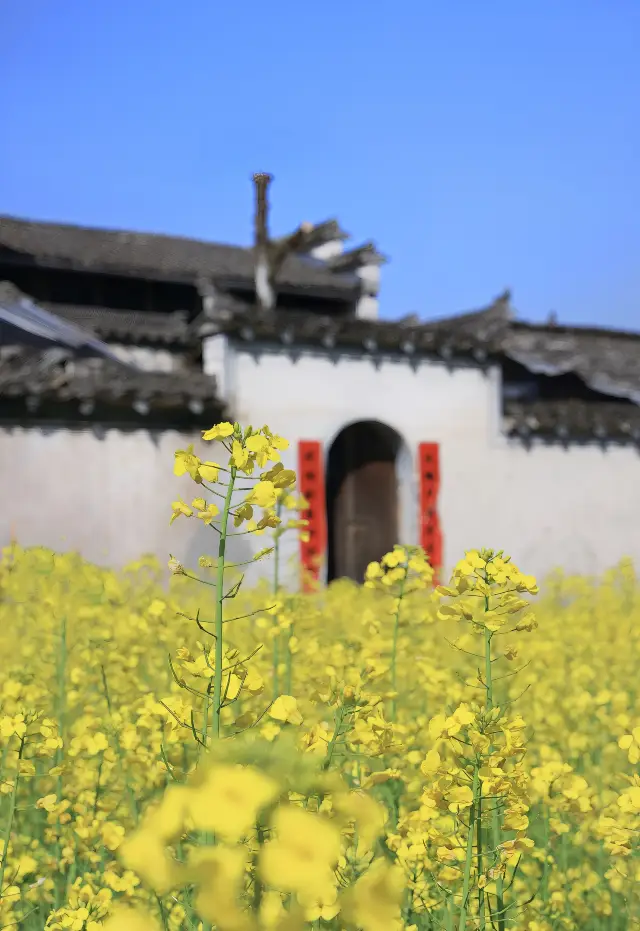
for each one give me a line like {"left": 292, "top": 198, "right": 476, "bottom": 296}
{"left": 342, "top": 859, "right": 405, "bottom": 931}
{"left": 269, "top": 695, "right": 303, "bottom": 725}
{"left": 619, "top": 727, "right": 640, "bottom": 764}
{"left": 260, "top": 804, "right": 341, "bottom": 897}
{"left": 185, "top": 764, "right": 278, "bottom": 842}
{"left": 173, "top": 444, "right": 200, "bottom": 480}
{"left": 169, "top": 499, "right": 193, "bottom": 525}
{"left": 201, "top": 422, "right": 234, "bottom": 441}
{"left": 102, "top": 905, "right": 161, "bottom": 931}
{"left": 187, "top": 845, "right": 251, "bottom": 930}
{"left": 118, "top": 827, "right": 183, "bottom": 896}
{"left": 247, "top": 480, "right": 278, "bottom": 509}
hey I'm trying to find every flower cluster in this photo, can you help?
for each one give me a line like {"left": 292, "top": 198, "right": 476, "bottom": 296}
{"left": 0, "top": 429, "right": 638, "bottom": 930}
{"left": 114, "top": 742, "right": 403, "bottom": 931}
{"left": 171, "top": 422, "right": 295, "bottom": 535}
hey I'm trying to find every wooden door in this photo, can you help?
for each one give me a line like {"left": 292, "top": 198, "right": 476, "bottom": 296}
{"left": 332, "top": 426, "right": 398, "bottom": 582}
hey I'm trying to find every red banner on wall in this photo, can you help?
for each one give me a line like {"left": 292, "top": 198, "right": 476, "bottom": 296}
{"left": 297, "top": 440, "right": 327, "bottom": 590}
{"left": 418, "top": 442, "right": 442, "bottom": 583}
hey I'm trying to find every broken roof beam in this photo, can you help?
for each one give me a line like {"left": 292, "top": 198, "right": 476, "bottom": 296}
{"left": 325, "top": 242, "right": 388, "bottom": 321}
{"left": 252, "top": 172, "right": 314, "bottom": 313}
{"left": 290, "top": 219, "right": 350, "bottom": 261}
{"left": 325, "top": 241, "right": 387, "bottom": 273}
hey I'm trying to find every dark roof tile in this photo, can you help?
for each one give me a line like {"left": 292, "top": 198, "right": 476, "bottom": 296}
{"left": 49, "top": 303, "right": 192, "bottom": 345}
{"left": 0, "top": 345, "right": 220, "bottom": 411}
{"left": 202, "top": 291, "right": 640, "bottom": 408}
{"left": 504, "top": 322, "right": 640, "bottom": 405}
{"left": 0, "top": 281, "right": 127, "bottom": 362}
{"left": 202, "top": 295, "right": 513, "bottom": 357}
{"left": 504, "top": 397, "right": 640, "bottom": 442}
{"left": 0, "top": 215, "right": 360, "bottom": 295}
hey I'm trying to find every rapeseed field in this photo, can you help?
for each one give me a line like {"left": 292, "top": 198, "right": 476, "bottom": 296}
{"left": 0, "top": 422, "right": 638, "bottom": 930}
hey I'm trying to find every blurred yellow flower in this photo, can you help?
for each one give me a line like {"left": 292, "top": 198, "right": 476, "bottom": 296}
{"left": 260, "top": 805, "right": 341, "bottom": 897}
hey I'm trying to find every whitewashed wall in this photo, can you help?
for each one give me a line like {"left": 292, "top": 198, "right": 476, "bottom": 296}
{"left": 0, "top": 426, "right": 224, "bottom": 573}
{"left": 3, "top": 338, "right": 639, "bottom": 588}
{"left": 204, "top": 335, "right": 640, "bottom": 586}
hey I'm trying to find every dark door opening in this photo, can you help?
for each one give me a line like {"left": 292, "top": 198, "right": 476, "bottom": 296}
{"left": 326, "top": 420, "right": 400, "bottom": 583}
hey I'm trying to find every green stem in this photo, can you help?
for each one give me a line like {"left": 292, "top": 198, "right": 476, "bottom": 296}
{"left": 284, "top": 622, "right": 293, "bottom": 695}
{"left": 273, "top": 505, "right": 281, "bottom": 594}
{"left": 484, "top": 617, "right": 505, "bottom": 931}
{"left": 252, "top": 822, "right": 266, "bottom": 912}
{"left": 322, "top": 705, "right": 347, "bottom": 772}
{"left": 193, "top": 464, "right": 238, "bottom": 931}
{"left": 272, "top": 632, "right": 280, "bottom": 700}
{"left": 445, "top": 893, "right": 454, "bottom": 931}
{"left": 477, "top": 788, "right": 485, "bottom": 931}
{"left": 54, "top": 614, "right": 67, "bottom": 908}
{"left": 211, "top": 466, "right": 237, "bottom": 743}
{"left": 0, "top": 734, "right": 24, "bottom": 897}
{"left": 541, "top": 807, "right": 550, "bottom": 908}
{"left": 389, "top": 569, "right": 407, "bottom": 723}
{"left": 55, "top": 615, "right": 67, "bottom": 771}
{"left": 92, "top": 752, "right": 105, "bottom": 818}
{"left": 483, "top": 629, "right": 493, "bottom": 711}
{"left": 458, "top": 765, "right": 480, "bottom": 931}
{"left": 100, "top": 666, "right": 138, "bottom": 822}
{"left": 272, "top": 505, "right": 282, "bottom": 699}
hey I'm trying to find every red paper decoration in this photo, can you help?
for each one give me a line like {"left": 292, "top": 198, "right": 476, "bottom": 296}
{"left": 418, "top": 442, "right": 442, "bottom": 582}
{"left": 297, "top": 440, "right": 327, "bottom": 590}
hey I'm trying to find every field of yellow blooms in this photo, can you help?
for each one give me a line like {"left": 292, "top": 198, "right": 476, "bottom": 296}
{"left": 1, "top": 422, "right": 639, "bottom": 931}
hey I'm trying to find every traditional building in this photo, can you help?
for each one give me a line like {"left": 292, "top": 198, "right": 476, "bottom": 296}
{"left": 2, "top": 180, "right": 640, "bottom": 585}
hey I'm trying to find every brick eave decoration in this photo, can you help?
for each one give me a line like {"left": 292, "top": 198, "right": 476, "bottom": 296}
{"left": 212, "top": 309, "right": 502, "bottom": 362}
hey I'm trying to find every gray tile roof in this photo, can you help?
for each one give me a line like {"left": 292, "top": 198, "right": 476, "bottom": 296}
{"left": 0, "top": 345, "right": 220, "bottom": 411}
{"left": 195, "top": 292, "right": 513, "bottom": 356}
{"left": 0, "top": 215, "right": 361, "bottom": 296}
{"left": 0, "top": 281, "right": 126, "bottom": 362}
{"left": 202, "top": 291, "right": 640, "bottom": 407}
{"left": 503, "top": 397, "right": 640, "bottom": 442}
{"left": 49, "top": 303, "right": 192, "bottom": 345}
{"left": 504, "top": 321, "right": 640, "bottom": 406}
{"left": 3, "top": 270, "right": 639, "bottom": 439}
{"left": 0, "top": 282, "right": 221, "bottom": 418}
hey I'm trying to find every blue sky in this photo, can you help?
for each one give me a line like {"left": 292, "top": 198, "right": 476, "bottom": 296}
{"left": 2, "top": 1, "right": 639, "bottom": 328}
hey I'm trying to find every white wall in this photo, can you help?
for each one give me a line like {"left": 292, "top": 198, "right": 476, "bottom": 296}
{"left": 3, "top": 339, "right": 639, "bottom": 588}
{"left": 0, "top": 426, "right": 221, "bottom": 573}
{"left": 204, "top": 336, "right": 640, "bottom": 585}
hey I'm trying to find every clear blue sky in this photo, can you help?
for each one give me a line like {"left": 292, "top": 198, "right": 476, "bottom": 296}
{"left": 2, "top": 1, "right": 639, "bottom": 329}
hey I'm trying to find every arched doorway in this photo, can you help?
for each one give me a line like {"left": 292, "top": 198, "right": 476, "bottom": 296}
{"left": 326, "top": 420, "right": 400, "bottom": 583}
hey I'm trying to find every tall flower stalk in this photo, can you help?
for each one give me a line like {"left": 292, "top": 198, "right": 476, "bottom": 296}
{"left": 364, "top": 545, "right": 434, "bottom": 723}
{"left": 427, "top": 548, "right": 539, "bottom": 929}
{"left": 210, "top": 463, "right": 237, "bottom": 742}
{"left": 168, "top": 421, "right": 295, "bottom": 753}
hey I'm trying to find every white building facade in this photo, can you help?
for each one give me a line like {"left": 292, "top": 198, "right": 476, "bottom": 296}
{"left": 1, "top": 212, "right": 640, "bottom": 587}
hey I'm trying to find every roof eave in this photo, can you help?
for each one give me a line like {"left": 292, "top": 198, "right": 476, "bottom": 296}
{"left": 1, "top": 253, "right": 360, "bottom": 301}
